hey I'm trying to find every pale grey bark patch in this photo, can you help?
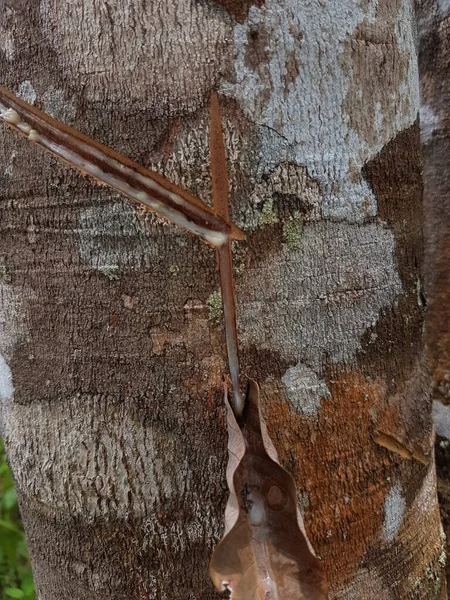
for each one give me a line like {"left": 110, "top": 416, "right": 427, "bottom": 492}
{"left": 0, "top": 354, "right": 13, "bottom": 401}
{"left": 237, "top": 221, "right": 402, "bottom": 371}
{"left": 254, "top": 125, "right": 291, "bottom": 178}
{"left": 0, "top": 353, "right": 13, "bottom": 434}
{"left": 0, "top": 283, "right": 26, "bottom": 357}
{"left": 16, "top": 80, "right": 37, "bottom": 105}
{"left": 222, "top": 0, "right": 419, "bottom": 223}
{"left": 438, "top": 0, "right": 450, "bottom": 14}
{"left": 382, "top": 483, "right": 406, "bottom": 543}
{"left": 2, "top": 392, "right": 219, "bottom": 522}
{"left": 42, "top": 87, "right": 77, "bottom": 123}
{"left": 282, "top": 363, "right": 330, "bottom": 418}
{"left": 433, "top": 401, "right": 450, "bottom": 440}
{"left": 77, "top": 200, "right": 170, "bottom": 271}
{"left": 420, "top": 105, "right": 440, "bottom": 144}
{"left": 0, "top": 24, "right": 15, "bottom": 61}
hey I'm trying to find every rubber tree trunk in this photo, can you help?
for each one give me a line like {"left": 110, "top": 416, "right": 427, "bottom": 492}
{"left": 416, "top": 0, "right": 450, "bottom": 593}
{"left": 0, "top": 1, "right": 446, "bottom": 598}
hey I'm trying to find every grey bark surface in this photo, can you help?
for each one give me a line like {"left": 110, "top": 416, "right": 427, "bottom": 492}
{"left": 0, "top": 1, "right": 446, "bottom": 598}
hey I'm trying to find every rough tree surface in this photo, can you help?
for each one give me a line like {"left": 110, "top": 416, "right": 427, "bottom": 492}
{"left": 0, "top": 1, "right": 446, "bottom": 599}
{"left": 417, "top": 0, "right": 450, "bottom": 593}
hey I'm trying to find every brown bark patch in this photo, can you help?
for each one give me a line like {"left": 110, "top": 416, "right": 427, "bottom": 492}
{"left": 344, "top": 9, "right": 411, "bottom": 148}
{"left": 210, "top": 0, "right": 265, "bottom": 23}
{"left": 244, "top": 21, "right": 271, "bottom": 71}
{"left": 361, "top": 122, "right": 430, "bottom": 444}
{"left": 418, "top": 8, "right": 450, "bottom": 402}
{"left": 436, "top": 435, "right": 450, "bottom": 594}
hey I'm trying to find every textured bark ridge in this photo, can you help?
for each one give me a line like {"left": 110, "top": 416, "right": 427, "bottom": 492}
{"left": 0, "top": 1, "right": 446, "bottom": 599}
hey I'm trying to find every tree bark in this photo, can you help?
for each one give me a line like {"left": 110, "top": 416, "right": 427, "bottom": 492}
{"left": 0, "top": 1, "right": 446, "bottom": 598}
{"left": 416, "top": 0, "right": 450, "bottom": 594}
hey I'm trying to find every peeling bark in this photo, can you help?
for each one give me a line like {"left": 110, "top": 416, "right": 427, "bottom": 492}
{"left": 0, "top": 1, "right": 446, "bottom": 599}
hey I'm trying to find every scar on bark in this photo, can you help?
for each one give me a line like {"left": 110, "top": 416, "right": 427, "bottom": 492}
{"left": 0, "top": 85, "right": 244, "bottom": 414}
{"left": 373, "top": 431, "right": 429, "bottom": 465}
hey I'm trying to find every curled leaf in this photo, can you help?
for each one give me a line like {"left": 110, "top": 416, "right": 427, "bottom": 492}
{"left": 210, "top": 379, "right": 328, "bottom": 599}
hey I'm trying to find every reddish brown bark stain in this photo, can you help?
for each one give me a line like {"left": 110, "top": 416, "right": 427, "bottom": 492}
{"left": 264, "top": 368, "right": 438, "bottom": 595}
{"left": 210, "top": 0, "right": 265, "bottom": 22}
{"left": 265, "top": 370, "right": 391, "bottom": 587}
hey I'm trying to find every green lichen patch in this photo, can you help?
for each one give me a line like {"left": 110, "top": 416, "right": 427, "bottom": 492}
{"left": 258, "top": 198, "right": 279, "bottom": 227}
{"left": 0, "top": 256, "right": 11, "bottom": 284}
{"left": 98, "top": 265, "right": 120, "bottom": 280}
{"left": 207, "top": 290, "right": 223, "bottom": 325}
{"left": 282, "top": 211, "right": 304, "bottom": 250}
{"left": 232, "top": 241, "right": 246, "bottom": 276}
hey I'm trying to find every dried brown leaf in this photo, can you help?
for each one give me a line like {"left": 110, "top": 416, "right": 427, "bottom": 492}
{"left": 210, "top": 379, "right": 328, "bottom": 599}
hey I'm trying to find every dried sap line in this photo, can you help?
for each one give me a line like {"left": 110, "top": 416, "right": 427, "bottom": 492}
{"left": 209, "top": 91, "right": 243, "bottom": 415}
{"left": 0, "top": 86, "right": 243, "bottom": 246}
{"left": 0, "top": 86, "right": 327, "bottom": 598}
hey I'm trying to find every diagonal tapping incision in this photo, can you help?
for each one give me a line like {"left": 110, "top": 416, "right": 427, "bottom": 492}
{"left": 0, "top": 86, "right": 244, "bottom": 247}
{"left": 0, "top": 85, "right": 245, "bottom": 415}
